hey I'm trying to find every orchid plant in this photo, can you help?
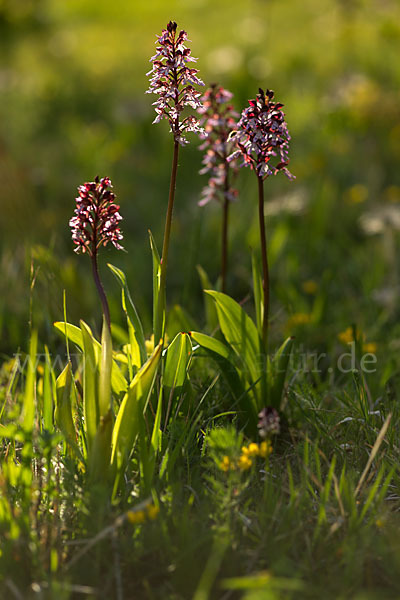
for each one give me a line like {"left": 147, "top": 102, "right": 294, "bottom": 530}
{"left": 197, "top": 84, "right": 239, "bottom": 292}
{"left": 146, "top": 20, "right": 204, "bottom": 342}
{"left": 192, "top": 89, "right": 295, "bottom": 433}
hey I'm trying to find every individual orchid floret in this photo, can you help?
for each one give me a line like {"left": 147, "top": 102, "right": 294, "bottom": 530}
{"left": 197, "top": 83, "right": 239, "bottom": 207}
{"left": 228, "top": 88, "right": 294, "bottom": 180}
{"left": 69, "top": 176, "right": 123, "bottom": 256}
{"left": 146, "top": 20, "right": 205, "bottom": 145}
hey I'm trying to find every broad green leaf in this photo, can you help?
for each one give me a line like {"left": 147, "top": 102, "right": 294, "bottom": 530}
{"left": 88, "top": 409, "right": 113, "bottom": 485}
{"left": 43, "top": 346, "right": 54, "bottom": 432}
{"left": 99, "top": 318, "right": 112, "bottom": 418}
{"left": 166, "top": 304, "right": 196, "bottom": 340}
{"left": 205, "top": 291, "right": 262, "bottom": 393}
{"left": 54, "top": 320, "right": 127, "bottom": 395}
{"left": 190, "top": 331, "right": 250, "bottom": 420}
{"left": 111, "top": 342, "right": 162, "bottom": 476}
{"left": 149, "top": 230, "right": 163, "bottom": 345}
{"left": 80, "top": 320, "right": 98, "bottom": 450}
{"left": 269, "top": 336, "right": 294, "bottom": 409}
{"left": 22, "top": 329, "right": 37, "bottom": 432}
{"left": 163, "top": 333, "right": 192, "bottom": 401}
{"left": 190, "top": 331, "right": 232, "bottom": 361}
{"left": 251, "top": 251, "right": 263, "bottom": 335}
{"left": 108, "top": 263, "right": 147, "bottom": 369}
{"left": 55, "top": 363, "right": 80, "bottom": 457}
{"left": 197, "top": 265, "right": 218, "bottom": 332}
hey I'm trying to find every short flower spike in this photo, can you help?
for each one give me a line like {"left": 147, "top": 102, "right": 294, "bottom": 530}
{"left": 146, "top": 20, "right": 204, "bottom": 145}
{"left": 228, "top": 88, "right": 294, "bottom": 180}
{"left": 69, "top": 176, "right": 123, "bottom": 256}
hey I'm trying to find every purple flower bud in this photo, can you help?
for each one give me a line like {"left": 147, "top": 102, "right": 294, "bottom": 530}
{"left": 69, "top": 177, "right": 123, "bottom": 256}
{"left": 228, "top": 89, "right": 294, "bottom": 181}
{"left": 257, "top": 407, "right": 281, "bottom": 437}
{"left": 146, "top": 21, "right": 205, "bottom": 144}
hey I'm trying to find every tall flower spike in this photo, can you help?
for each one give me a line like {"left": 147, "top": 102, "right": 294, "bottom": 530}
{"left": 197, "top": 84, "right": 239, "bottom": 207}
{"left": 146, "top": 20, "right": 205, "bottom": 145}
{"left": 69, "top": 176, "right": 123, "bottom": 256}
{"left": 228, "top": 88, "right": 294, "bottom": 180}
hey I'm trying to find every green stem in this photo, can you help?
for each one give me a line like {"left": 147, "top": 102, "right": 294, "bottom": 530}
{"left": 257, "top": 175, "right": 269, "bottom": 349}
{"left": 158, "top": 139, "right": 180, "bottom": 342}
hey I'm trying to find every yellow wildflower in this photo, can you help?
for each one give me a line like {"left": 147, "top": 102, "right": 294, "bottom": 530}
{"left": 287, "top": 313, "right": 311, "bottom": 328}
{"left": 247, "top": 443, "right": 260, "bottom": 457}
{"left": 259, "top": 441, "right": 273, "bottom": 458}
{"left": 146, "top": 504, "right": 160, "bottom": 520}
{"left": 385, "top": 185, "right": 400, "bottom": 203}
{"left": 344, "top": 184, "right": 368, "bottom": 204}
{"left": 338, "top": 327, "right": 364, "bottom": 345}
{"left": 127, "top": 510, "right": 146, "bottom": 525}
{"left": 302, "top": 280, "right": 318, "bottom": 295}
{"left": 220, "top": 455, "right": 231, "bottom": 472}
{"left": 241, "top": 446, "right": 250, "bottom": 456}
{"left": 237, "top": 454, "right": 252, "bottom": 471}
{"left": 363, "top": 342, "right": 377, "bottom": 354}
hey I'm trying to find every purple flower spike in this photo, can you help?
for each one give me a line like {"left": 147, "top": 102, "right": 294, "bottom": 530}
{"left": 197, "top": 84, "right": 239, "bottom": 206}
{"left": 69, "top": 176, "right": 123, "bottom": 256}
{"left": 228, "top": 88, "right": 294, "bottom": 180}
{"left": 146, "top": 20, "right": 205, "bottom": 145}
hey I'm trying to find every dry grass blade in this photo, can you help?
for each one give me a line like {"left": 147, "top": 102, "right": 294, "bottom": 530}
{"left": 354, "top": 412, "right": 392, "bottom": 498}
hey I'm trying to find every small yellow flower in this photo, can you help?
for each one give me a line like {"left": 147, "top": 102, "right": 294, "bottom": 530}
{"left": 237, "top": 454, "right": 253, "bottom": 471}
{"left": 247, "top": 443, "right": 260, "bottom": 457}
{"left": 127, "top": 510, "right": 146, "bottom": 525}
{"left": 287, "top": 313, "right": 311, "bottom": 328}
{"left": 220, "top": 455, "right": 231, "bottom": 472}
{"left": 302, "top": 280, "right": 318, "bottom": 295}
{"left": 385, "top": 185, "right": 400, "bottom": 203}
{"left": 363, "top": 342, "right": 377, "bottom": 354}
{"left": 241, "top": 446, "right": 250, "bottom": 456}
{"left": 344, "top": 184, "right": 368, "bottom": 204}
{"left": 338, "top": 327, "right": 364, "bottom": 345}
{"left": 259, "top": 441, "right": 273, "bottom": 458}
{"left": 146, "top": 504, "right": 160, "bottom": 520}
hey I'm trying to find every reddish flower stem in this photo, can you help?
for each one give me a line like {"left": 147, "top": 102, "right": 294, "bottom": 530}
{"left": 158, "top": 139, "right": 180, "bottom": 342}
{"left": 91, "top": 252, "right": 111, "bottom": 332}
{"left": 221, "top": 164, "right": 230, "bottom": 294}
{"left": 257, "top": 174, "right": 269, "bottom": 348}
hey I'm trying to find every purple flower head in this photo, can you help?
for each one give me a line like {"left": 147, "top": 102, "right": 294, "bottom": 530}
{"left": 197, "top": 84, "right": 239, "bottom": 206}
{"left": 146, "top": 20, "right": 205, "bottom": 145}
{"left": 69, "top": 176, "right": 123, "bottom": 256}
{"left": 228, "top": 88, "right": 294, "bottom": 181}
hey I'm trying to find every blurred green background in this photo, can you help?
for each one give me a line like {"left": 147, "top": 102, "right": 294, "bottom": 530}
{"left": 1, "top": 0, "right": 400, "bottom": 359}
